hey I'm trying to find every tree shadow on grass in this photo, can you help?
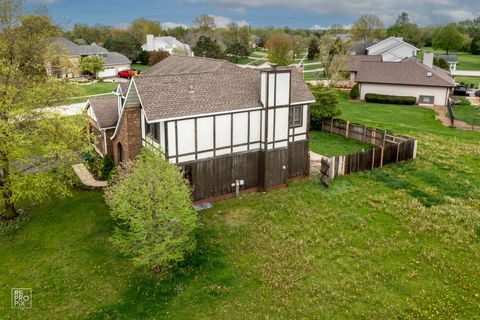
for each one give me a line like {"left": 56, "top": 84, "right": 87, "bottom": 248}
{"left": 372, "top": 168, "right": 469, "bottom": 208}
{"left": 84, "top": 226, "right": 235, "bottom": 319}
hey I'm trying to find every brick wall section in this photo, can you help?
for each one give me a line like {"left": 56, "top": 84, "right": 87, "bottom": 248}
{"left": 112, "top": 106, "right": 142, "bottom": 164}
{"left": 104, "top": 128, "right": 115, "bottom": 157}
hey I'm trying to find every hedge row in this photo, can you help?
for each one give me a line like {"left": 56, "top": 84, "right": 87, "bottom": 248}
{"left": 365, "top": 93, "right": 416, "bottom": 105}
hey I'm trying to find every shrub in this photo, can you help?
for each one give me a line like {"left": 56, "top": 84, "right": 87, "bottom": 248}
{"left": 100, "top": 154, "right": 115, "bottom": 181}
{"left": 350, "top": 84, "right": 360, "bottom": 100}
{"left": 365, "top": 93, "right": 416, "bottom": 105}
{"left": 105, "top": 148, "right": 198, "bottom": 273}
{"left": 137, "top": 50, "right": 150, "bottom": 65}
{"left": 148, "top": 51, "right": 170, "bottom": 66}
{"left": 308, "top": 84, "right": 341, "bottom": 129}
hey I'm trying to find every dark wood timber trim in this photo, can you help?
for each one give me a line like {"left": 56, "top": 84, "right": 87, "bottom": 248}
{"left": 247, "top": 111, "right": 251, "bottom": 150}
{"left": 230, "top": 113, "right": 234, "bottom": 154}
{"left": 164, "top": 121, "right": 169, "bottom": 157}
{"left": 174, "top": 120, "right": 179, "bottom": 163}
{"left": 213, "top": 115, "right": 216, "bottom": 157}
{"left": 194, "top": 118, "right": 198, "bottom": 160}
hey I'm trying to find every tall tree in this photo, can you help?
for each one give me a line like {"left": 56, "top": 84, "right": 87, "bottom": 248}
{"left": 128, "top": 18, "right": 163, "bottom": 44}
{"left": 266, "top": 33, "right": 294, "bottom": 66}
{"left": 387, "top": 13, "right": 422, "bottom": 47}
{"left": 223, "top": 22, "right": 251, "bottom": 62}
{"left": 68, "top": 23, "right": 112, "bottom": 45}
{"left": 104, "top": 30, "right": 141, "bottom": 61}
{"left": 194, "top": 14, "right": 216, "bottom": 31}
{"left": 350, "top": 15, "right": 385, "bottom": 42}
{"left": 105, "top": 148, "right": 198, "bottom": 273}
{"left": 395, "top": 12, "right": 410, "bottom": 26}
{"left": 307, "top": 37, "right": 320, "bottom": 60}
{"left": 432, "top": 24, "right": 464, "bottom": 54}
{"left": 470, "top": 33, "right": 480, "bottom": 55}
{"left": 0, "top": 1, "right": 90, "bottom": 220}
{"left": 192, "top": 36, "right": 224, "bottom": 59}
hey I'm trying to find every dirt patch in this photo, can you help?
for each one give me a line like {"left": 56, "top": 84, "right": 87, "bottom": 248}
{"left": 421, "top": 105, "right": 480, "bottom": 132}
{"left": 223, "top": 208, "right": 250, "bottom": 227}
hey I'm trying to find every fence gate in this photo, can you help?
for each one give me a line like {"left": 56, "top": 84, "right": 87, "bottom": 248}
{"left": 320, "top": 158, "right": 331, "bottom": 187}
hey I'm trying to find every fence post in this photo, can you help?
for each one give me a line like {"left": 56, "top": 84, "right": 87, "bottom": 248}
{"left": 345, "top": 121, "right": 350, "bottom": 138}
{"left": 380, "top": 147, "right": 384, "bottom": 167}
{"left": 396, "top": 142, "right": 400, "bottom": 162}
{"left": 363, "top": 125, "right": 367, "bottom": 142}
{"left": 371, "top": 148, "right": 375, "bottom": 170}
{"left": 372, "top": 129, "right": 376, "bottom": 145}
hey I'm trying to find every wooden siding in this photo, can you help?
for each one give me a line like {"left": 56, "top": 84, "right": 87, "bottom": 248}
{"left": 288, "top": 140, "right": 309, "bottom": 178}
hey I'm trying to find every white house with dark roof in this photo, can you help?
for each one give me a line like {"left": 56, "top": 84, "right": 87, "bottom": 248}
{"left": 51, "top": 37, "right": 131, "bottom": 78}
{"left": 435, "top": 54, "right": 458, "bottom": 71}
{"left": 86, "top": 55, "right": 315, "bottom": 202}
{"left": 142, "top": 35, "right": 192, "bottom": 55}
{"left": 358, "top": 37, "right": 419, "bottom": 62}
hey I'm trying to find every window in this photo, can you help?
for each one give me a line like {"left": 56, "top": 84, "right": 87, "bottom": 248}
{"left": 289, "top": 105, "right": 303, "bottom": 128}
{"left": 419, "top": 95, "right": 434, "bottom": 105}
{"left": 145, "top": 121, "right": 160, "bottom": 143}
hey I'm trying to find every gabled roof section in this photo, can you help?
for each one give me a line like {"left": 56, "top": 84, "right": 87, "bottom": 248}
{"left": 104, "top": 52, "right": 131, "bottom": 66}
{"left": 338, "top": 55, "right": 382, "bottom": 72}
{"left": 53, "top": 36, "right": 108, "bottom": 56}
{"left": 355, "top": 58, "right": 455, "bottom": 88}
{"left": 366, "top": 37, "right": 419, "bottom": 55}
{"left": 436, "top": 54, "right": 458, "bottom": 63}
{"left": 143, "top": 55, "right": 228, "bottom": 75}
{"left": 134, "top": 56, "right": 314, "bottom": 122}
{"left": 87, "top": 96, "right": 119, "bottom": 129}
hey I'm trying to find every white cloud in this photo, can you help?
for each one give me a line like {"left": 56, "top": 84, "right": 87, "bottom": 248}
{"left": 209, "top": 15, "right": 249, "bottom": 28}
{"left": 162, "top": 21, "right": 190, "bottom": 29}
{"left": 310, "top": 24, "right": 352, "bottom": 30}
{"left": 187, "top": 0, "right": 479, "bottom": 25}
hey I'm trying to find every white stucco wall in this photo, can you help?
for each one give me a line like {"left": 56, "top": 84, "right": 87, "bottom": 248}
{"left": 359, "top": 83, "right": 450, "bottom": 106}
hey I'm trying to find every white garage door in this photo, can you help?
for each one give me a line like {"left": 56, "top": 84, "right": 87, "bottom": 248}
{"left": 98, "top": 67, "right": 117, "bottom": 78}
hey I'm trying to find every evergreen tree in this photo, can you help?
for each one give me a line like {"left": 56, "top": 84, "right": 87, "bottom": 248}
{"left": 193, "top": 36, "right": 224, "bottom": 59}
{"left": 307, "top": 38, "right": 320, "bottom": 60}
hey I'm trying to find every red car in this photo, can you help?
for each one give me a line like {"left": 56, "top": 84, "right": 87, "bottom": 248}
{"left": 118, "top": 69, "right": 139, "bottom": 79}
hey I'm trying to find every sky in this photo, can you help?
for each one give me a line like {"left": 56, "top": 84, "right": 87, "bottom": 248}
{"left": 27, "top": 0, "right": 479, "bottom": 30}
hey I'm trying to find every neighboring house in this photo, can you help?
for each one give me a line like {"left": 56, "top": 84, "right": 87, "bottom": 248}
{"left": 435, "top": 54, "right": 458, "bottom": 71}
{"left": 336, "top": 55, "right": 383, "bottom": 82}
{"left": 98, "top": 52, "right": 132, "bottom": 78}
{"left": 355, "top": 37, "right": 419, "bottom": 62}
{"left": 142, "top": 35, "right": 192, "bottom": 55}
{"left": 86, "top": 55, "right": 315, "bottom": 202}
{"left": 49, "top": 37, "right": 131, "bottom": 78}
{"left": 355, "top": 53, "right": 455, "bottom": 106}
{"left": 329, "top": 33, "right": 351, "bottom": 42}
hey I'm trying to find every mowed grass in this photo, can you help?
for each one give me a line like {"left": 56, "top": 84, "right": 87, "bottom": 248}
{"left": 455, "top": 76, "right": 480, "bottom": 88}
{"left": 310, "top": 130, "right": 372, "bottom": 156}
{"left": 78, "top": 82, "right": 118, "bottom": 97}
{"left": 453, "top": 103, "right": 480, "bottom": 125}
{"left": 2, "top": 92, "right": 480, "bottom": 319}
{"left": 420, "top": 47, "right": 480, "bottom": 71}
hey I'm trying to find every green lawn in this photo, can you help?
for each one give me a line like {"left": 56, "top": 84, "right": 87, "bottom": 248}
{"left": 132, "top": 64, "right": 150, "bottom": 72}
{"left": 455, "top": 76, "right": 480, "bottom": 88}
{"left": 77, "top": 82, "right": 118, "bottom": 97}
{"left": 453, "top": 103, "right": 480, "bottom": 125}
{"left": 2, "top": 92, "right": 480, "bottom": 319}
{"left": 420, "top": 47, "right": 480, "bottom": 71}
{"left": 310, "top": 131, "right": 372, "bottom": 156}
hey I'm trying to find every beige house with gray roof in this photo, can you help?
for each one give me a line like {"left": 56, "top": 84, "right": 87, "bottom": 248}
{"left": 86, "top": 55, "right": 315, "bottom": 202}
{"left": 355, "top": 53, "right": 455, "bottom": 106}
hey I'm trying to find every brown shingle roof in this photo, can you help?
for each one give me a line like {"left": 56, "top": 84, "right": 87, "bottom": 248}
{"left": 355, "top": 59, "right": 455, "bottom": 88}
{"left": 333, "top": 55, "right": 383, "bottom": 72}
{"left": 88, "top": 96, "right": 118, "bottom": 129}
{"left": 143, "top": 55, "right": 227, "bottom": 75}
{"left": 134, "top": 56, "right": 314, "bottom": 121}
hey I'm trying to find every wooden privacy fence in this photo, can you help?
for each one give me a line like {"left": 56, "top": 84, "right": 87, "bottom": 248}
{"left": 316, "top": 119, "right": 418, "bottom": 186}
